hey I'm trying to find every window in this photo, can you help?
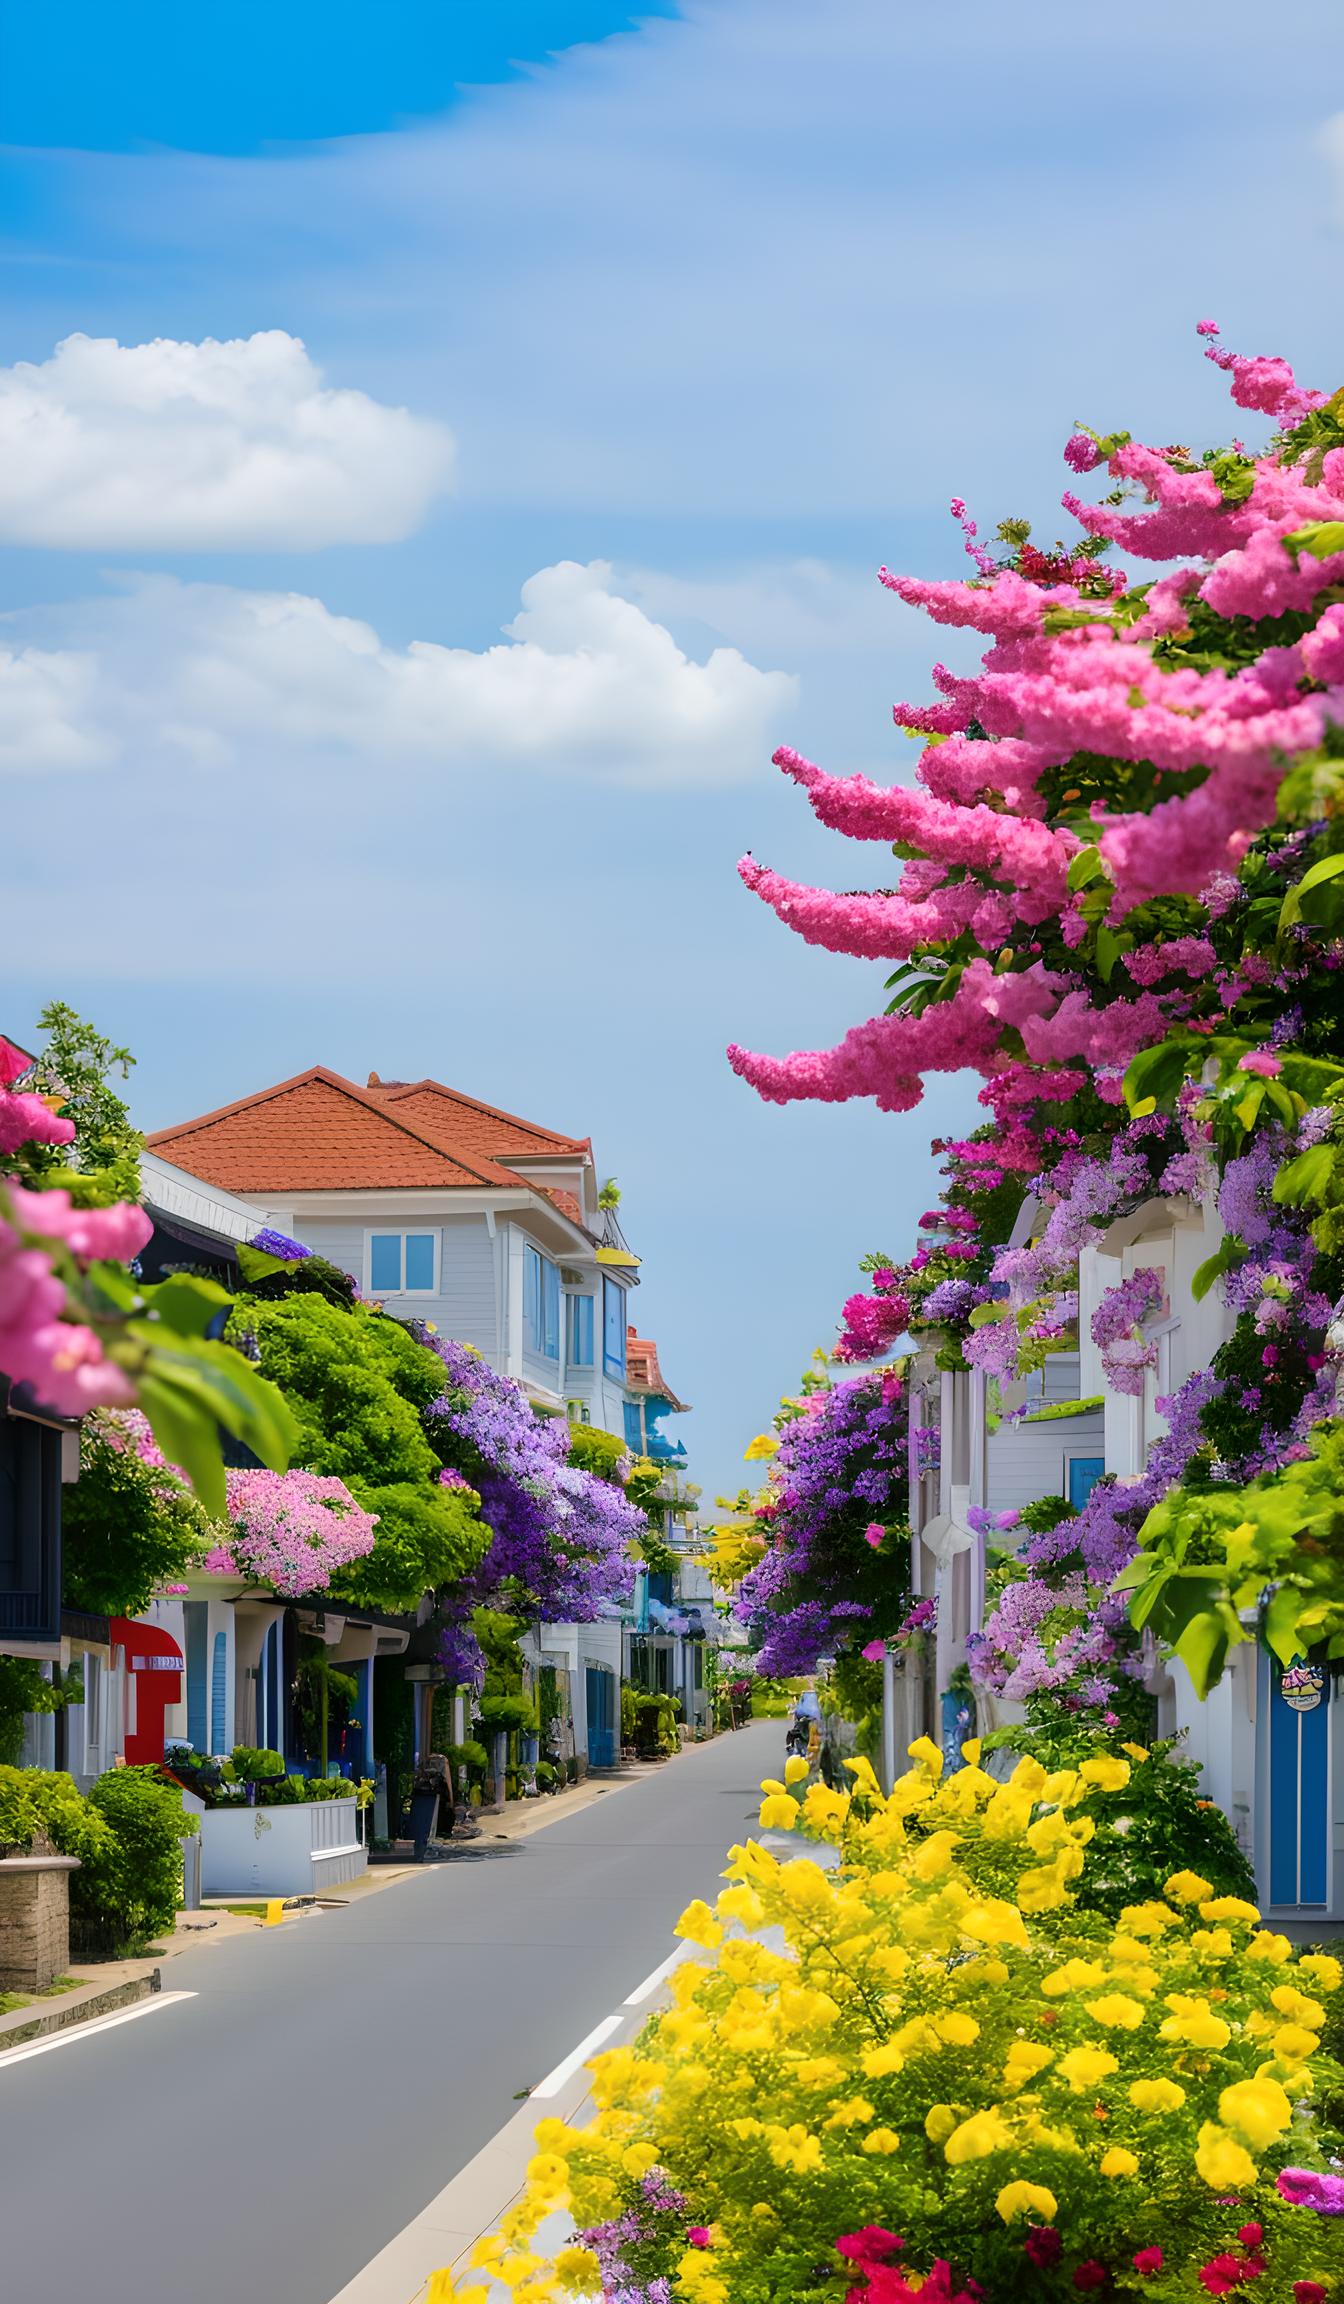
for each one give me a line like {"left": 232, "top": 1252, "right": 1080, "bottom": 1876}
{"left": 566, "top": 1292, "right": 595, "bottom": 1367}
{"left": 524, "top": 1244, "right": 560, "bottom": 1359}
{"left": 368, "top": 1232, "right": 437, "bottom": 1295}
{"left": 603, "top": 1277, "right": 627, "bottom": 1378}
{"left": 623, "top": 1401, "right": 643, "bottom": 1454}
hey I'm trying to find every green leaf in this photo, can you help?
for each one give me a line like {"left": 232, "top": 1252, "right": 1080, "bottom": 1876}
{"left": 1273, "top": 1143, "right": 1337, "bottom": 1207}
{"left": 1095, "top": 924, "right": 1122, "bottom": 983}
{"left": 967, "top": 1300, "right": 1012, "bottom": 1329}
{"left": 1123, "top": 1037, "right": 1198, "bottom": 1115}
{"left": 1066, "top": 847, "right": 1107, "bottom": 894}
{"left": 1285, "top": 519, "right": 1344, "bottom": 561}
{"left": 143, "top": 1273, "right": 234, "bottom": 1340}
{"left": 235, "top": 1243, "right": 293, "bottom": 1284}
{"left": 1191, "top": 1236, "right": 1246, "bottom": 1302}
{"left": 1264, "top": 1584, "right": 1308, "bottom": 1670}
{"left": 1173, "top": 1604, "right": 1238, "bottom": 1698}
{"left": 1279, "top": 850, "right": 1344, "bottom": 932}
{"left": 1234, "top": 1080, "right": 1266, "bottom": 1133}
{"left": 125, "top": 1327, "right": 296, "bottom": 1514}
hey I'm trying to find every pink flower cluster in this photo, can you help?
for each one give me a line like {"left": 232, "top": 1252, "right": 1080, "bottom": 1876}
{"left": 0, "top": 1041, "right": 153, "bottom": 1414}
{"left": 205, "top": 1469, "right": 379, "bottom": 1597}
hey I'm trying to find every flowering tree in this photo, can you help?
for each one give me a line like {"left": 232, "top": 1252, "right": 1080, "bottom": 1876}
{"left": 0, "top": 1035, "right": 292, "bottom": 1512}
{"left": 729, "top": 328, "right": 1344, "bottom": 1693}
{"left": 734, "top": 1364, "right": 912, "bottom": 1674}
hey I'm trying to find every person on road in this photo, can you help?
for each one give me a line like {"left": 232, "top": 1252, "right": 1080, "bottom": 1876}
{"left": 409, "top": 1750, "right": 451, "bottom": 1861}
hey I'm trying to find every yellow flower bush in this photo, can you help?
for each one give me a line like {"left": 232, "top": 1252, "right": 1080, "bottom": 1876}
{"left": 436, "top": 1743, "right": 1341, "bottom": 2301}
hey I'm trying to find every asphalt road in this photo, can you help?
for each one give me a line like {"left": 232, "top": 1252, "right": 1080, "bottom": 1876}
{"left": 0, "top": 1719, "right": 780, "bottom": 2304}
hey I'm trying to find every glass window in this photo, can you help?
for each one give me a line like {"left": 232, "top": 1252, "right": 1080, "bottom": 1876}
{"left": 566, "top": 1294, "right": 594, "bottom": 1366}
{"left": 524, "top": 1245, "right": 543, "bottom": 1354}
{"left": 524, "top": 1245, "right": 560, "bottom": 1358}
{"left": 542, "top": 1259, "right": 560, "bottom": 1359}
{"left": 370, "top": 1232, "right": 437, "bottom": 1294}
{"left": 404, "top": 1233, "right": 435, "bottom": 1291}
{"left": 603, "top": 1277, "right": 627, "bottom": 1377}
{"left": 370, "top": 1234, "right": 401, "bottom": 1293}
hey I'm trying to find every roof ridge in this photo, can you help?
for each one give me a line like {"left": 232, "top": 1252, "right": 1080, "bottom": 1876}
{"left": 376, "top": 1075, "right": 590, "bottom": 1153}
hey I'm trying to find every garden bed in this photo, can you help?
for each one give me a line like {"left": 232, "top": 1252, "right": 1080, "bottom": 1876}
{"left": 197, "top": 1796, "right": 366, "bottom": 1897}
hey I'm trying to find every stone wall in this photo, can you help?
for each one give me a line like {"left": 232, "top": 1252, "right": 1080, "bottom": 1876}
{"left": 0, "top": 1855, "right": 78, "bottom": 1992}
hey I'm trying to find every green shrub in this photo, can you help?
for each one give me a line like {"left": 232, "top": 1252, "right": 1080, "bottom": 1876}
{"left": 61, "top": 1423, "right": 206, "bottom": 1616}
{"left": 980, "top": 1726, "right": 1256, "bottom": 1920}
{"left": 0, "top": 1765, "right": 110, "bottom": 1865}
{"left": 476, "top": 1693, "right": 537, "bottom": 1736}
{"left": 72, "top": 1767, "right": 197, "bottom": 1955}
{"left": 0, "top": 1660, "right": 71, "bottom": 1769}
{"left": 229, "top": 1745, "right": 286, "bottom": 1781}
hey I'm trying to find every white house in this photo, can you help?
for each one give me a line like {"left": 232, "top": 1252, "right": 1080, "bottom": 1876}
{"left": 147, "top": 1066, "right": 672, "bottom": 1773}
{"left": 147, "top": 1067, "right": 645, "bottom": 1430}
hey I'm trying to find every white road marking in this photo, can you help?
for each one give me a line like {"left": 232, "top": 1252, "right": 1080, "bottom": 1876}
{"left": 0, "top": 1989, "right": 197, "bottom": 2069}
{"left": 530, "top": 2011, "right": 622, "bottom": 2098}
{"left": 622, "top": 1947, "right": 685, "bottom": 2006}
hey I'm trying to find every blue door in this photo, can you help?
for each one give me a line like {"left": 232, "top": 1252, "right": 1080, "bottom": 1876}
{"left": 1268, "top": 1664, "right": 1331, "bottom": 1908}
{"left": 1067, "top": 1457, "right": 1106, "bottom": 1511}
{"left": 586, "top": 1665, "right": 616, "bottom": 1769}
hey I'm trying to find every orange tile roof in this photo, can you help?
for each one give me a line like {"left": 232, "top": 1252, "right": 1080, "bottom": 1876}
{"left": 625, "top": 1328, "right": 690, "bottom": 1412}
{"left": 365, "top": 1075, "right": 589, "bottom": 1161}
{"left": 147, "top": 1068, "right": 544, "bottom": 1194}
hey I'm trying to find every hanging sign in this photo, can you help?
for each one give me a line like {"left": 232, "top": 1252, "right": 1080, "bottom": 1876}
{"left": 1280, "top": 1661, "right": 1324, "bottom": 1713}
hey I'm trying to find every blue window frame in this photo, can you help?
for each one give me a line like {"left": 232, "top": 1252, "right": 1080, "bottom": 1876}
{"left": 566, "top": 1293, "right": 594, "bottom": 1367}
{"left": 603, "top": 1277, "right": 627, "bottom": 1378}
{"left": 525, "top": 1245, "right": 561, "bottom": 1359}
{"left": 369, "top": 1232, "right": 437, "bottom": 1294}
{"left": 623, "top": 1401, "right": 643, "bottom": 1454}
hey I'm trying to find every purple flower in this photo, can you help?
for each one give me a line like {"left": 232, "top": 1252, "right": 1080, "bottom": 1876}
{"left": 249, "top": 1226, "right": 312, "bottom": 1261}
{"left": 1277, "top": 2167, "right": 1344, "bottom": 2214}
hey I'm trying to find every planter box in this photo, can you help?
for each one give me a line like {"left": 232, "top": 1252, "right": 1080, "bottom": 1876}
{"left": 198, "top": 1798, "right": 366, "bottom": 1898}
{"left": 0, "top": 1853, "right": 79, "bottom": 1991}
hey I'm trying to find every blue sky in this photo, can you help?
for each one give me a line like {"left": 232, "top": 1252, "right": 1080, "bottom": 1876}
{"left": 3, "top": 0, "right": 1343, "bottom": 1502}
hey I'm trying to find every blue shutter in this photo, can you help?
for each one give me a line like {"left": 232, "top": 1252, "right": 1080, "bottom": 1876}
{"left": 370, "top": 1235, "right": 401, "bottom": 1292}
{"left": 623, "top": 1402, "right": 643, "bottom": 1453}
{"left": 210, "top": 1630, "right": 228, "bottom": 1754}
{"left": 603, "top": 1278, "right": 626, "bottom": 1376}
{"left": 404, "top": 1233, "right": 435, "bottom": 1290}
{"left": 184, "top": 1602, "right": 208, "bottom": 1753}
{"left": 542, "top": 1260, "right": 560, "bottom": 1358}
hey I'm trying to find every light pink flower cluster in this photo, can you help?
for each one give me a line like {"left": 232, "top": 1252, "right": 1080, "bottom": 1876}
{"left": 0, "top": 1040, "right": 152, "bottom": 1414}
{"left": 205, "top": 1469, "right": 378, "bottom": 1597}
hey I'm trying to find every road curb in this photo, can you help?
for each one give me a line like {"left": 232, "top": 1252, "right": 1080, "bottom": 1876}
{"left": 0, "top": 1967, "right": 159, "bottom": 2053}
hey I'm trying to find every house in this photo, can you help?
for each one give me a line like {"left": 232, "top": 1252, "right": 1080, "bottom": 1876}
{"left": 147, "top": 1067, "right": 643, "bottom": 1428}
{"left": 148, "top": 1065, "right": 681, "bottom": 1774}
{"left": 956, "top": 1180, "right": 1344, "bottom": 1930}
{"left": 615, "top": 1327, "right": 719, "bottom": 1737}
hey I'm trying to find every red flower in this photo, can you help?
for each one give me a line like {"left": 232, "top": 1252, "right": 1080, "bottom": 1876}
{"left": 1073, "top": 2266, "right": 1108, "bottom": 2293}
{"left": 1133, "top": 2251, "right": 1163, "bottom": 2277}
{"left": 837, "top": 2230, "right": 904, "bottom": 2265}
{"left": 1199, "top": 2255, "right": 1264, "bottom": 2297}
{"left": 686, "top": 2228, "right": 711, "bottom": 2249}
{"left": 1293, "top": 2286, "right": 1327, "bottom": 2304}
{"left": 1025, "top": 2229, "right": 1063, "bottom": 2270}
{"left": 1236, "top": 2229, "right": 1262, "bottom": 2253}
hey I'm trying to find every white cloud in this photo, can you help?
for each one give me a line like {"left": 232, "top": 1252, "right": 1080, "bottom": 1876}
{"left": 0, "top": 331, "right": 455, "bottom": 548}
{"left": 0, "top": 638, "right": 111, "bottom": 771}
{"left": 0, "top": 560, "right": 796, "bottom": 785}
